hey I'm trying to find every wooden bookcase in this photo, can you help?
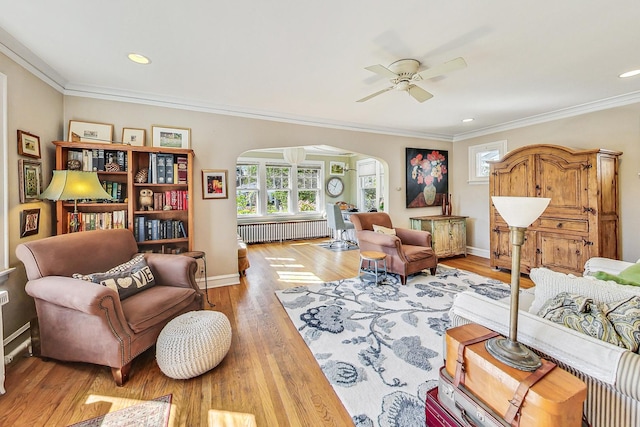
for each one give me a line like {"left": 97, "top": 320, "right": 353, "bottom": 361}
{"left": 52, "top": 141, "right": 194, "bottom": 253}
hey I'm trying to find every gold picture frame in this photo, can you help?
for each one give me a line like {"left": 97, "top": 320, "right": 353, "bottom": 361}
{"left": 17, "top": 130, "right": 41, "bottom": 159}
{"left": 68, "top": 120, "right": 114, "bottom": 143}
{"left": 152, "top": 125, "right": 191, "bottom": 149}
{"left": 122, "top": 128, "right": 146, "bottom": 146}
{"left": 19, "top": 159, "right": 43, "bottom": 203}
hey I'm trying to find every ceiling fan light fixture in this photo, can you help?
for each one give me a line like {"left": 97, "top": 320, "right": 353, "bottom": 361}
{"left": 619, "top": 69, "right": 640, "bottom": 78}
{"left": 128, "top": 53, "right": 151, "bottom": 65}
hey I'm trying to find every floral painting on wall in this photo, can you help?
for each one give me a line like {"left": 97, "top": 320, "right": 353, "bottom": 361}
{"left": 406, "top": 148, "right": 449, "bottom": 208}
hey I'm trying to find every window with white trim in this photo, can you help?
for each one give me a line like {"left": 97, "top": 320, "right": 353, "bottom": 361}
{"left": 236, "top": 157, "right": 323, "bottom": 217}
{"left": 356, "top": 158, "right": 384, "bottom": 212}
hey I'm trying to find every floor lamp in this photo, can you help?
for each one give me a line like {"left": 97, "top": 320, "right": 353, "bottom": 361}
{"left": 39, "top": 170, "right": 113, "bottom": 232}
{"left": 486, "top": 196, "right": 550, "bottom": 371}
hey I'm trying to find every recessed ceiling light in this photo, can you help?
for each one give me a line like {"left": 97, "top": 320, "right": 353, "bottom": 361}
{"left": 128, "top": 53, "right": 151, "bottom": 65}
{"left": 619, "top": 69, "right": 640, "bottom": 78}
{"left": 462, "top": 118, "right": 474, "bottom": 123}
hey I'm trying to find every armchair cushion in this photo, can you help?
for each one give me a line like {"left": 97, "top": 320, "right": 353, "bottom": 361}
{"left": 73, "top": 254, "right": 156, "bottom": 300}
{"left": 373, "top": 224, "right": 396, "bottom": 235}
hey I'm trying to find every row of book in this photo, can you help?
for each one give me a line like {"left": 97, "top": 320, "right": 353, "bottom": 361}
{"left": 134, "top": 217, "right": 187, "bottom": 242}
{"left": 101, "top": 181, "right": 126, "bottom": 203}
{"left": 68, "top": 210, "right": 128, "bottom": 232}
{"left": 146, "top": 190, "right": 189, "bottom": 211}
{"left": 147, "top": 153, "right": 188, "bottom": 184}
{"left": 68, "top": 149, "right": 127, "bottom": 172}
{"left": 139, "top": 246, "right": 188, "bottom": 254}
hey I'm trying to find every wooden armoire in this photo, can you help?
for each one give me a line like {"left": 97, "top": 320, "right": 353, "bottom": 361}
{"left": 489, "top": 144, "right": 621, "bottom": 275}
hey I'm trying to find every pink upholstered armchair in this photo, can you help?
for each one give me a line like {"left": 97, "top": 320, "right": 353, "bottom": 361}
{"left": 16, "top": 229, "right": 203, "bottom": 386}
{"left": 349, "top": 212, "right": 438, "bottom": 284}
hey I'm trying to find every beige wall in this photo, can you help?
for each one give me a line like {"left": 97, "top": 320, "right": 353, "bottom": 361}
{"left": 63, "top": 96, "right": 447, "bottom": 286}
{"left": 452, "top": 103, "right": 640, "bottom": 261}
{"left": 1, "top": 51, "right": 63, "bottom": 350}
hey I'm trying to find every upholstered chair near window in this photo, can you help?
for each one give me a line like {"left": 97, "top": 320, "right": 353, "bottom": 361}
{"left": 350, "top": 212, "right": 437, "bottom": 284}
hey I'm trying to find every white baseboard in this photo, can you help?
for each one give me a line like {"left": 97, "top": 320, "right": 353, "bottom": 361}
{"left": 4, "top": 338, "right": 31, "bottom": 365}
{"left": 196, "top": 273, "right": 240, "bottom": 289}
{"left": 466, "top": 246, "right": 490, "bottom": 258}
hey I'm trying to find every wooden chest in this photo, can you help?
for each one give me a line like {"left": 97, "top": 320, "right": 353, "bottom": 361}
{"left": 445, "top": 324, "right": 587, "bottom": 427}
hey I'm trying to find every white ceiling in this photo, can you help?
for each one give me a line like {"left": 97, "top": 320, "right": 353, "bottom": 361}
{"left": 1, "top": 1, "right": 640, "bottom": 141}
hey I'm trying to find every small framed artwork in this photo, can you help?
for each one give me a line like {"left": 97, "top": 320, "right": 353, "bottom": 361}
{"left": 19, "top": 159, "right": 43, "bottom": 203}
{"left": 152, "top": 125, "right": 191, "bottom": 149}
{"left": 329, "top": 161, "right": 345, "bottom": 176}
{"left": 68, "top": 120, "right": 114, "bottom": 143}
{"left": 20, "top": 208, "right": 41, "bottom": 237}
{"left": 17, "top": 130, "right": 41, "bottom": 159}
{"left": 122, "top": 128, "right": 146, "bottom": 146}
{"left": 468, "top": 140, "right": 507, "bottom": 184}
{"left": 202, "top": 169, "right": 228, "bottom": 199}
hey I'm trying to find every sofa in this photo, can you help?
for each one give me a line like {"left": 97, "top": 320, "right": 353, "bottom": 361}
{"left": 449, "top": 258, "right": 640, "bottom": 427}
{"left": 16, "top": 229, "right": 204, "bottom": 386}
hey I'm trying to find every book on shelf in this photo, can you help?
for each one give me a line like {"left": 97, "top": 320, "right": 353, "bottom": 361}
{"left": 176, "top": 156, "right": 188, "bottom": 184}
{"left": 134, "top": 216, "right": 187, "bottom": 242}
{"left": 67, "top": 210, "right": 127, "bottom": 233}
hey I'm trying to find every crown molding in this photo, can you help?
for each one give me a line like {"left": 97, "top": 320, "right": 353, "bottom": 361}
{"left": 453, "top": 90, "right": 640, "bottom": 142}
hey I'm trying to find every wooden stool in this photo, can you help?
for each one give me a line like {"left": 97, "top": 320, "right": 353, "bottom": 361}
{"left": 181, "top": 251, "right": 214, "bottom": 307}
{"left": 359, "top": 251, "right": 387, "bottom": 283}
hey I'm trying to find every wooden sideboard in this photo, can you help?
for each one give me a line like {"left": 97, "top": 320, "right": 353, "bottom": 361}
{"left": 410, "top": 215, "right": 467, "bottom": 258}
{"left": 489, "top": 144, "right": 621, "bottom": 275}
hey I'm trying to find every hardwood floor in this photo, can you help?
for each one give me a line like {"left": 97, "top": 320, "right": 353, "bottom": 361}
{"left": 0, "top": 239, "right": 530, "bottom": 426}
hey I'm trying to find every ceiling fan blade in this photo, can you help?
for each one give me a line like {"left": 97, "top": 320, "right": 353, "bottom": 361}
{"left": 364, "top": 64, "right": 399, "bottom": 79}
{"left": 407, "top": 85, "right": 434, "bottom": 103}
{"left": 413, "top": 57, "right": 467, "bottom": 81}
{"left": 357, "top": 86, "right": 394, "bottom": 102}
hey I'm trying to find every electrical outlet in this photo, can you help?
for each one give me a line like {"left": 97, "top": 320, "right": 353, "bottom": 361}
{"left": 199, "top": 265, "right": 205, "bottom": 275}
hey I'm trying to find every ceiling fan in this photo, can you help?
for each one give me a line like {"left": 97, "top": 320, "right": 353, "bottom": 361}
{"left": 357, "top": 57, "right": 467, "bottom": 103}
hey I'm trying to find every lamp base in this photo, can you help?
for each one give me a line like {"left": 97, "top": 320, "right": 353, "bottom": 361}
{"left": 485, "top": 337, "right": 541, "bottom": 372}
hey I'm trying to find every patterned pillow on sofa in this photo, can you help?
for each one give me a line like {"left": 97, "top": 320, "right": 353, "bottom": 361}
{"left": 73, "top": 254, "right": 156, "bottom": 300}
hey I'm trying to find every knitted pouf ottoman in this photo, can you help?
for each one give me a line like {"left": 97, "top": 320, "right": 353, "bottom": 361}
{"left": 156, "top": 310, "right": 232, "bottom": 379}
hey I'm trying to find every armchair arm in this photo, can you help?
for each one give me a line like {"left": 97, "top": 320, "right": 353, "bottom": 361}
{"left": 145, "top": 253, "right": 198, "bottom": 290}
{"left": 395, "top": 227, "right": 432, "bottom": 247}
{"left": 25, "top": 276, "right": 120, "bottom": 316}
{"left": 356, "top": 230, "right": 402, "bottom": 249}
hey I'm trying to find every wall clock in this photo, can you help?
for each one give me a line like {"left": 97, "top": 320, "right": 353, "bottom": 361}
{"left": 326, "top": 177, "right": 344, "bottom": 197}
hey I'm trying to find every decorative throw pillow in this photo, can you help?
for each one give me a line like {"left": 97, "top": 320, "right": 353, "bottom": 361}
{"left": 603, "top": 296, "right": 640, "bottom": 352}
{"left": 372, "top": 224, "right": 396, "bottom": 235}
{"left": 528, "top": 267, "right": 640, "bottom": 314}
{"left": 593, "top": 263, "right": 640, "bottom": 287}
{"left": 73, "top": 254, "right": 156, "bottom": 300}
{"left": 537, "top": 292, "right": 623, "bottom": 347}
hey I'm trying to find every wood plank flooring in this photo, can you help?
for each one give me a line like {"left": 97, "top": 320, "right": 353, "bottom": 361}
{"left": 0, "top": 239, "right": 530, "bottom": 426}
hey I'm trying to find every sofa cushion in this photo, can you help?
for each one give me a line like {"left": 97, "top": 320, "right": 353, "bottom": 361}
{"left": 604, "top": 296, "right": 640, "bottom": 352}
{"left": 537, "top": 292, "right": 623, "bottom": 347}
{"left": 121, "top": 285, "right": 197, "bottom": 333}
{"left": 73, "top": 254, "right": 156, "bottom": 300}
{"left": 529, "top": 267, "right": 640, "bottom": 315}
{"left": 593, "top": 263, "right": 640, "bottom": 287}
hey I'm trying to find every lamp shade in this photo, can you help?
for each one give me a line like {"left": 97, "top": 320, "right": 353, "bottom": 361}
{"left": 39, "top": 170, "right": 113, "bottom": 201}
{"left": 492, "top": 196, "right": 550, "bottom": 228}
{"left": 283, "top": 147, "right": 306, "bottom": 165}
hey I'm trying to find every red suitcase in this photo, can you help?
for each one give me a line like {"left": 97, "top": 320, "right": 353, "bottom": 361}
{"left": 426, "top": 386, "right": 463, "bottom": 427}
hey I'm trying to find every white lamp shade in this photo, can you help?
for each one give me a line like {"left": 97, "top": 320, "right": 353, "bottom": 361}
{"left": 40, "top": 170, "right": 113, "bottom": 201}
{"left": 283, "top": 147, "right": 306, "bottom": 165}
{"left": 492, "top": 196, "right": 550, "bottom": 228}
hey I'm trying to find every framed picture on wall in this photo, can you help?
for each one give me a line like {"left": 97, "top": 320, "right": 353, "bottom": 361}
{"left": 122, "top": 128, "right": 146, "bottom": 146}
{"left": 405, "top": 148, "right": 449, "bottom": 208}
{"left": 19, "top": 159, "right": 43, "bottom": 203}
{"left": 68, "top": 120, "right": 114, "bottom": 143}
{"left": 20, "top": 208, "right": 40, "bottom": 237}
{"left": 202, "top": 169, "right": 228, "bottom": 199}
{"left": 152, "top": 125, "right": 191, "bottom": 149}
{"left": 17, "top": 130, "right": 41, "bottom": 159}
{"left": 329, "top": 161, "right": 345, "bottom": 176}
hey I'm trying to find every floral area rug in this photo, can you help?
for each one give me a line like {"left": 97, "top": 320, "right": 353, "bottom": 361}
{"left": 275, "top": 265, "right": 509, "bottom": 427}
{"left": 68, "top": 394, "right": 172, "bottom": 427}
